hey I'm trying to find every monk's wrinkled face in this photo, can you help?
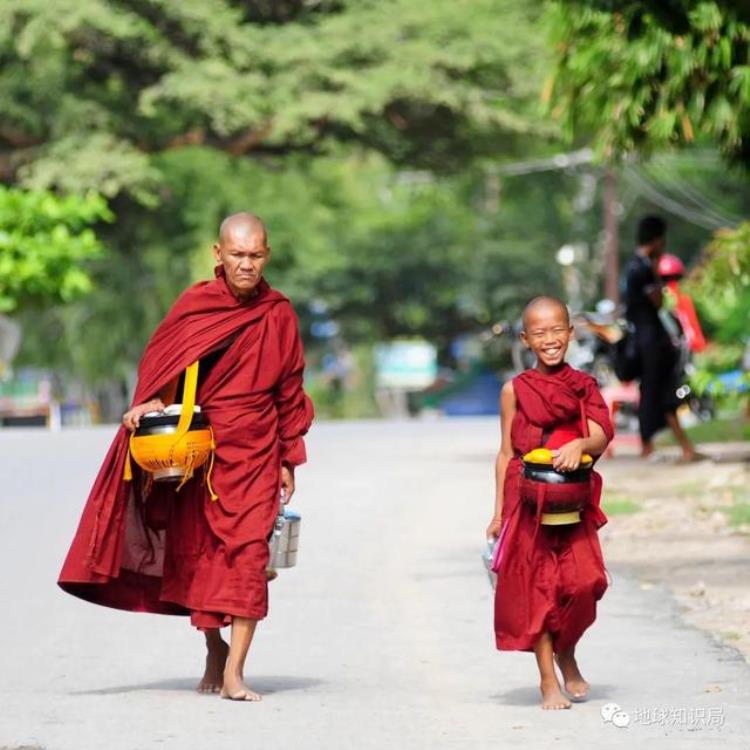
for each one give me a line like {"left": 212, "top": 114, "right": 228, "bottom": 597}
{"left": 520, "top": 303, "right": 573, "bottom": 369}
{"left": 213, "top": 226, "right": 270, "bottom": 299}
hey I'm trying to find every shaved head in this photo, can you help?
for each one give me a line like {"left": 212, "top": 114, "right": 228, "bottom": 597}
{"left": 522, "top": 296, "right": 570, "bottom": 330}
{"left": 520, "top": 295, "right": 573, "bottom": 370}
{"left": 219, "top": 212, "right": 267, "bottom": 247}
{"left": 213, "top": 212, "right": 271, "bottom": 301}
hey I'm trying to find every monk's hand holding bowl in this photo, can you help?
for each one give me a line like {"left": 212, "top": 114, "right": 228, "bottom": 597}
{"left": 122, "top": 399, "right": 166, "bottom": 432}
{"left": 551, "top": 439, "right": 583, "bottom": 473}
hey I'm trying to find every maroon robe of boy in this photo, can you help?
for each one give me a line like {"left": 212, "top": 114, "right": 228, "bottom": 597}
{"left": 494, "top": 364, "right": 614, "bottom": 652}
{"left": 58, "top": 266, "right": 314, "bottom": 629}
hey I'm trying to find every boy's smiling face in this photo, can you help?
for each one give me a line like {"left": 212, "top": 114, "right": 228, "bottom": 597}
{"left": 520, "top": 299, "right": 573, "bottom": 370}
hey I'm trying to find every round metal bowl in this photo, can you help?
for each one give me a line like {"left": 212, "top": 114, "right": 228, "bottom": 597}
{"left": 135, "top": 410, "right": 208, "bottom": 437}
{"left": 522, "top": 463, "right": 592, "bottom": 484}
{"left": 130, "top": 408, "right": 213, "bottom": 482}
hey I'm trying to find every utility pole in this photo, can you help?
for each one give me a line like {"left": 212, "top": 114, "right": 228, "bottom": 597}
{"left": 603, "top": 167, "right": 620, "bottom": 304}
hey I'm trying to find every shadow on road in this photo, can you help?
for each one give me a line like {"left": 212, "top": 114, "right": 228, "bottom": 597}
{"left": 491, "top": 683, "right": 615, "bottom": 705}
{"left": 72, "top": 675, "right": 324, "bottom": 696}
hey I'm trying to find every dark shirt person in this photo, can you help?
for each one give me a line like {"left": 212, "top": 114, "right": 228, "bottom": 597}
{"left": 623, "top": 216, "right": 699, "bottom": 460}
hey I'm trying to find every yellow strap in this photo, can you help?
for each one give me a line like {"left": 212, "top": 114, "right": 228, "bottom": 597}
{"left": 123, "top": 441, "right": 133, "bottom": 481}
{"left": 174, "top": 360, "right": 199, "bottom": 442}
{"left": 175, "top": 452, "right": 195, "bottom": 493}
{"left": 167, "top": 359, "right": 200, "bottom": 476}
{"left": 206, "top": 429, "right": 218, "bottom": 501}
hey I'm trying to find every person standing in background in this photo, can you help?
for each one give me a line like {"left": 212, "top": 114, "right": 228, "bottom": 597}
{"left": 624, "top": 215, "right": 700, "bottom": 461}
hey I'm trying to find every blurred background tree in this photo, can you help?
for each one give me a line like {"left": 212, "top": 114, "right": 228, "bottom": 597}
{"left": 3, "top": 0, "right": 567, "bottom": 392}
{"left": 549, "top": 0, "right": 750, "bottom": 408}
{"left": 0, "top": 0, "right": 548, "bottom": 189}
{"left": 1, "top": 0, "right": 748, "bottom": 419}
{"left": 689, "top": 222, "right": 750, "bottom": 343}
{"left": 548, "top": 1, "right": 750, "bottom": 164}
{"left": 687, "top": 221, "right": 750, "bottom": 397}
{"left": 0, "top": 186, "right": 110, "bottom": 312}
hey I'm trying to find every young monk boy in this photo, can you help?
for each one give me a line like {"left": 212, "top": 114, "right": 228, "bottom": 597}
{"left": 486, "top": 296, "right": 614, "bottom": 710}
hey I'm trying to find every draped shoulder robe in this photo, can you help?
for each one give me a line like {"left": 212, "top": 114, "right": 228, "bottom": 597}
{"left": 59, "top": 268, "right": 314, "bottom": 628}
{"left": 494, "top": 364, "right": 614, "bottom": 652}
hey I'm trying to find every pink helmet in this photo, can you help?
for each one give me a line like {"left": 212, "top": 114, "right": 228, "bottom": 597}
{"left": 657, "top": 253, "right": 685, "bottom": 280}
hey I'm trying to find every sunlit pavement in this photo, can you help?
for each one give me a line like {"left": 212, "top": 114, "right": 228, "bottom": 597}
{"left": 2, "top": 420, "right": 748, "bottom": 749}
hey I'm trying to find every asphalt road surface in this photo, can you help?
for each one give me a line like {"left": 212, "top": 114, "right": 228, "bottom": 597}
{"left": 1, "top": 420, "right": 748, "bottom": 750}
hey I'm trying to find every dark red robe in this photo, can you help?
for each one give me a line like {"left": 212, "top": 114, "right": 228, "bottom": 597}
{"left": 494, "top": 364, "right": 614, "bottom": 652}
{"left": 58, "top": 267, "right": 314, "bottom": 628}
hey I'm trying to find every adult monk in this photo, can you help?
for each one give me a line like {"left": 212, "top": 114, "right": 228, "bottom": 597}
{"left": 486, "top": 297, "right": 613, "bottom": 710}
{"left": 59, "top": 213, "right": 314, "bottom": 702}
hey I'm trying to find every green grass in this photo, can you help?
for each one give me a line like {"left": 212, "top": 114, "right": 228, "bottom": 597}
{"left": 657, "top": 415, "right": 750, "bottom": 446}
{"left": 675, "top": 480, "right": 707, "bottom": 497}
{"left": 727, "top": 502, "right": 750, "bottom": 528}
{"left": 601, "top": 492, "right": 642, "bottom": 515}
{"left": 721, "top": 630, "right": 742, "bottom": 642}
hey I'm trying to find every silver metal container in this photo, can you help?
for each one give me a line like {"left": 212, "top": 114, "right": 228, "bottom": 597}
{"left": 268, "top": 509, "right": 301, "bottom": 569}
{"left": 481, "top": 538, "right": 497, "bottom": 589}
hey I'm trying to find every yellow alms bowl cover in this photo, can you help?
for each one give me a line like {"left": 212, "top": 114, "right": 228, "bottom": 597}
{"left": 522, "top": 447, "right": 593, "bottom": 466}
{"left": 130, "top": 428, "right": 214, "bottom": 475}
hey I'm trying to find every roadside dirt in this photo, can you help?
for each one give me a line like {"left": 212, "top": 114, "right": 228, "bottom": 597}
{"left": 598, "top": 444, "right": 750, "bottom": 662}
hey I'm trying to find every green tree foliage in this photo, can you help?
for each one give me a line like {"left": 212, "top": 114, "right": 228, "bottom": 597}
{"left": 4, "top": 0, "right": 573, "bottom": 389}
{"left": 0, "top": 0, "right": 549, "bottom": 199}
{"left": 573, "top": 1, "right": 750, "bottom": 28}
{"left": 21, "top": 148, "right": 567, "bottom": 383}
{"left": 688, "top": 221, "right": 750, "bottom": 344}
{"left": 687, "top": 221, "right": 750, "bottom": 399}
{"left": 0, "top": 186, "right": 111, "bottom": 312}
{"left": 547, "top": 1, "right": 750, "bottom": 165}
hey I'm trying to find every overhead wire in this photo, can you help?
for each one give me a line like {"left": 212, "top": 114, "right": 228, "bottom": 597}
{"left": 645, "top": 156, "right": 744, "bottom": 226}
{"left": 494, "top": 148, "right": 594, "bottom": 176}
{"left": 621, "top": 166, "right": 728, "bottom": 230}
{"left": 492, "top": 148, "right": 742, "bottom": 230}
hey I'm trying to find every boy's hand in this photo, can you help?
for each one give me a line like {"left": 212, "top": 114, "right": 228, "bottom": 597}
{"left": 552, "top": 439, "right": 583, "bottom": 472}
{"left": 486, "top": 515, "right": 503, "bottom": 540}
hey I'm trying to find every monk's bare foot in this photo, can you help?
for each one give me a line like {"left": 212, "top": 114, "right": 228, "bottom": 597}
{"left": 220, "top": 670, "right": 262, "bottom": 702}
{"left": 540, "top": 677, "right": 571, "bottom": 710}
{"left": 197, "top": 636, "right": 229, "bottom": 693}
{"left": 555, "top": 650, "right": 589, "bottom": 701}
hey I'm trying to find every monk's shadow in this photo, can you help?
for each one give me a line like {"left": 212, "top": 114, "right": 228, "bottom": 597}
{"left": 492, "top": 683, "right": 616, "bottom": 705}
{"left": 73, "top": 675, "right": 323, "bottom": 696}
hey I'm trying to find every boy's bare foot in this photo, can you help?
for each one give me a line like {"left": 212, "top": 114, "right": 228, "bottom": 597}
{"left": 197, "top": 635, "right": 229, "bottom": 693}
{"left": 555, "top": 650, "right": 590, "bottom": 700}
{"left": 540, "top": 677, "right": 571, "bottom": 710}
{"left": 220, "top": 669, "right": 262, "bottom": 702}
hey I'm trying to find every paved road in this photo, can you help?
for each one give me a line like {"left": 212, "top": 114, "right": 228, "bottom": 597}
{"left": 1, "top": 420, "right": 748, "bottom": 749}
